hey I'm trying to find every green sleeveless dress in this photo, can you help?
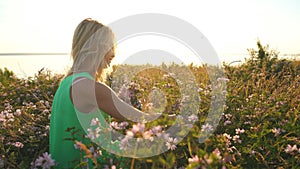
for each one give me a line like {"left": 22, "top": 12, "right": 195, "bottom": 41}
{"left": 50, "top": 72, "right": 122, "bottom": 169}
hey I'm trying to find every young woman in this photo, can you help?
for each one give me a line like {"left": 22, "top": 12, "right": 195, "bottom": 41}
{"left": 50, "top": 18, "right": 152, "bottom": 168}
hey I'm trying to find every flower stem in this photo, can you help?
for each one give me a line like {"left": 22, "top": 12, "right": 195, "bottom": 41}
{"left": 130, "top": 141, "right": 139, "bottom": 169}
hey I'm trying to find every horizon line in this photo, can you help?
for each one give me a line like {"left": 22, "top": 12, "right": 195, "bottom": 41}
{"left": 0, "top": 53, "right": 69, "bottom": 56}
{"left": 0, "top": 52, "right": 299, "bottom": 57}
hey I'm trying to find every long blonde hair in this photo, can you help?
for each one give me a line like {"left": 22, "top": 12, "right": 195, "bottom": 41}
{"left": 67, "top": 18, "right": 115, "bottom": 82}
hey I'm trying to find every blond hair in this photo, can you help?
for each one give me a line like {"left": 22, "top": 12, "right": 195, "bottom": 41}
{"left": 67, "top": 18, "right": 115, "bottom": 82}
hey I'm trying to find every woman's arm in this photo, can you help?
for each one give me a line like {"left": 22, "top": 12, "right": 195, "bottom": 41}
{"left": 95, "top": 81, "right": 156, "bottom": 122}
{"left": 71, "top": 78, "right": 155, "bottom": 122}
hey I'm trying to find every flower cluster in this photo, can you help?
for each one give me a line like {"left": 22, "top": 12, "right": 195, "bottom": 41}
{"left": 285, "top": 144, "right": 300, "bottom": 155}
{"left": 31, "top": 152, "right": 55, "bottom": 169}
{"left": 0, "top": 68, "right": 60, "bottom": 168}
{"left": 114, "top": 122, "right": 181, "bottom": 152}
{"left": 110, "top": 121, "right": 129, "bottom": 130}
{"left": 1, "top": 46, "right": 300, "bottom": 169}
{"left": 187, "top": 148, "right": 227, "bottom": 169}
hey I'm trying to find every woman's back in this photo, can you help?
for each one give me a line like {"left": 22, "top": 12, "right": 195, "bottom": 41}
{"left": 50, "top": 72, "right": 112, "bottom": 168}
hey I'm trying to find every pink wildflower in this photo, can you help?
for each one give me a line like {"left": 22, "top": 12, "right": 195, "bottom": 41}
{"left": 14, "top": 109, "right": 21, "bottom": 116}
{"left": 86, "top": 127, "right": 101, "bottom": 140}
{"left": 285, "top": 144, "right": 298, "bottom": 154}
{"left": 188, "top": 155, "right": 200, "bottom": 163}
{"left": 118, "top": 84, "right": 131, "bottom": 104}
{"left": 132, "top": 123, "right": 145, "bottom": 134}
{"left": 212, "top": 148, "right": 222, "bottom": 160}
{"left": 224, "top": 120, "right": 232, "bottom": 125}
{"left": 90, "top": 118, "right": 100, "bottom": 126}
{"left": 13, "top": 141, "right": 24, "bottom": 148}
{"left": 166, "top": 137, "right": 178, "bottom": 150}
{"left": 34, "top": 152, "right": 55, "bottom": 169}
{"left": 188, "top": 114, "right": 198, "bottom": 123}
{"left": 201, "top": 123, "right": 213, "bottom": 132}
{"left": 235, "top": 128, "right": 245, "bottom": 134}
{"left": 232, "top": 135, "right": 242, "bottom": 144}
{"left": 223, "top": 133, "right": 232, "bottom": 140}
{"left": 272, "top": 128, "right": 281, "bottom": 137}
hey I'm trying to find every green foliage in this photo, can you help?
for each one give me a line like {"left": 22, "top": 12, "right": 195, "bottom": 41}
{"left": 0, "top": 69, "right": 63, "bottom": 168}
{"left": 0, "top": 41, "right": 299, "bottom": 168}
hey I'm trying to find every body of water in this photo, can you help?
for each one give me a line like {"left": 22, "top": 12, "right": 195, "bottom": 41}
{"left": 0, "top": 53, "right": 298, "bottom": 79}
{"left": 0, "top": 54, "right": 71, "bottom": 78}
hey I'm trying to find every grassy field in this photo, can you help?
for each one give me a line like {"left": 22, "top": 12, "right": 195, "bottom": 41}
{"left": 0, "top": 42, "right": 299, "bottom": 168}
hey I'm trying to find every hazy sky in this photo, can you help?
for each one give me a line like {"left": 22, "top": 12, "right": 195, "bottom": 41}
{"left": 0, "top": 0, "right": 300, "bottom": 63}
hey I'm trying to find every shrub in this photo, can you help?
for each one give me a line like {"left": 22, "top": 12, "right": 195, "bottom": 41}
{"left": 0, "top": 42, "right": 299, "bottom": 168}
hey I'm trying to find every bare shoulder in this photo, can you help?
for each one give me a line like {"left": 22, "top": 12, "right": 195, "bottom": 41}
{"left": 70, "top": 77, "right": 98, "bottom": 113}
{"left": 94, "top": 81, "right": 115, "bottom": 101}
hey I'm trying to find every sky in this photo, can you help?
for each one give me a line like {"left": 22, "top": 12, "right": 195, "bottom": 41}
{"left": 0, "top": 0, "right": 300, "bottom": 68}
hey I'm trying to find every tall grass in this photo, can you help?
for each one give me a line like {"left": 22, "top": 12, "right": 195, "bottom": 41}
{"left": 0, "top": 42, "right": 299, "bottom": 168}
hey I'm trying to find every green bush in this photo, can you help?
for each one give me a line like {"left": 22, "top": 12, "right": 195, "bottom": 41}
{"left": 0, "top": 42, "right": 299, "bottom": 168}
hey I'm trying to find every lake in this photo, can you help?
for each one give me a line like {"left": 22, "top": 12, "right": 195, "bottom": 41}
{"left": 1, "top": 53, "right": 297, "bottom": 79}
{"left": 0, "top": 54, "right": 71, "bottom": 78}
